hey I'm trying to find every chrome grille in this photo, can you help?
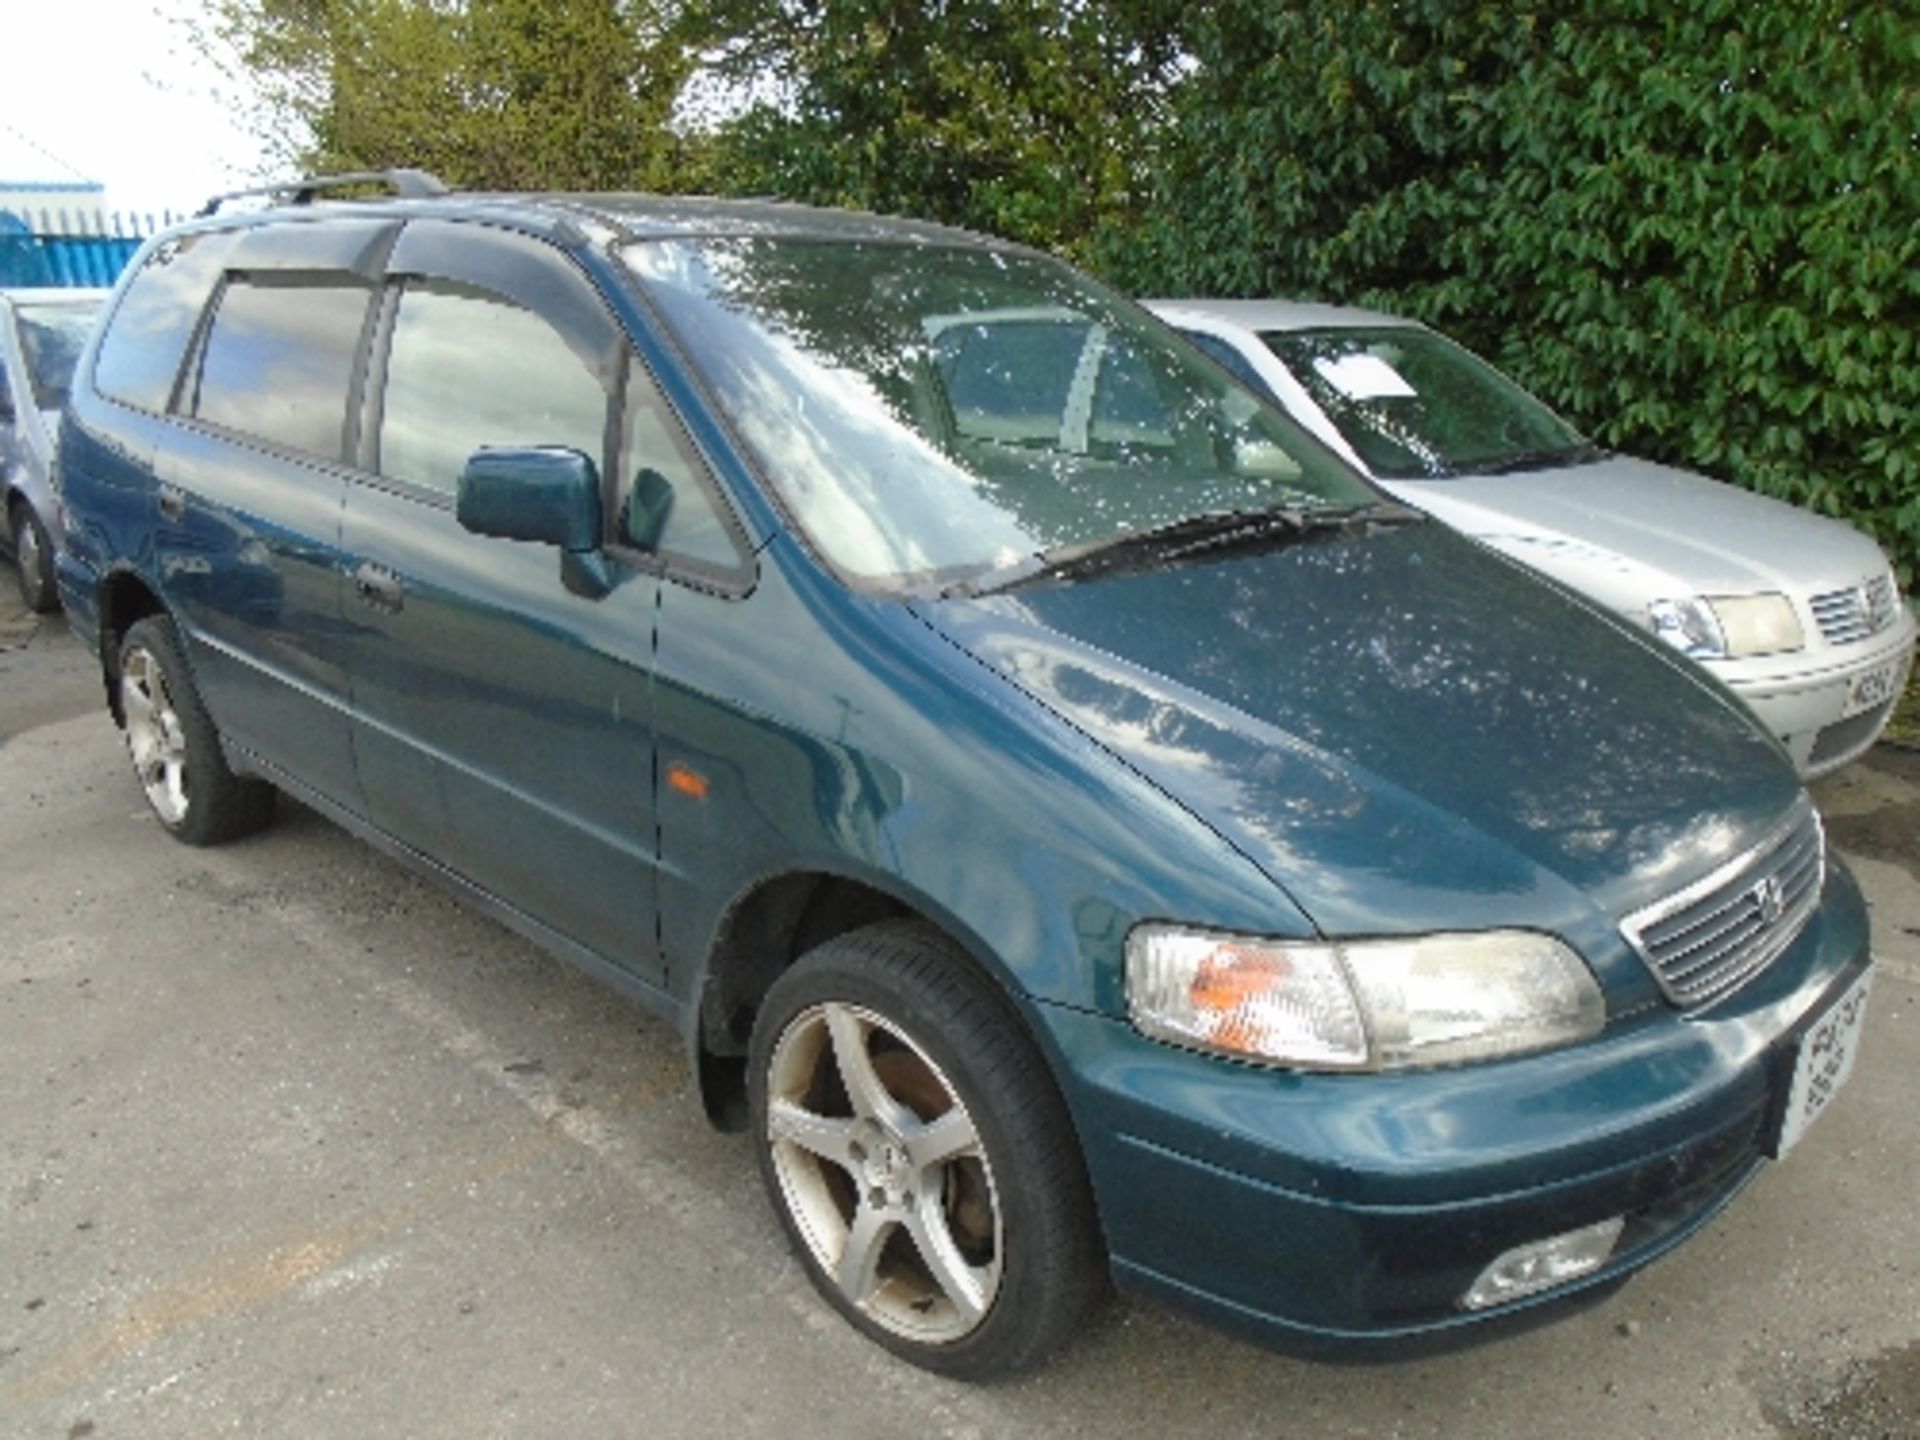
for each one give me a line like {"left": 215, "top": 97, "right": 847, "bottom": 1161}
{"left": 1620, "top": 802, "right": 1824, "bottom": 1010}
{"left": 1809, "top": 574, "right": 1896, "bottom": 645}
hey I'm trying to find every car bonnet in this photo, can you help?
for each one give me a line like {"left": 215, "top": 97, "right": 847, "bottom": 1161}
{"left": 913, "top": 521, "right": 1803, "bottom": 978}
{"left": 1385, "top": 454, "right": 1892, "bottom": 598}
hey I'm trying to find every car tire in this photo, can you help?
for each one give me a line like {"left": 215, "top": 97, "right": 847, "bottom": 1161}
{"left": 10, "top": 501, "right": 58, "bottom": 614}
{"left": 117, "top": 616, "right": 275, "bottom": 845}
{"left": 749, "top": 920, "right": 1105, "bottom": 1379}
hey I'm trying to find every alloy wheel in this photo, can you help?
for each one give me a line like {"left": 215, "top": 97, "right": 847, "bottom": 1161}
{"left": 764, "top": 1000, "right": 1003, "bottom": 1346}
{"left": 120, "top": 644, "right": 191, "bottom": 825}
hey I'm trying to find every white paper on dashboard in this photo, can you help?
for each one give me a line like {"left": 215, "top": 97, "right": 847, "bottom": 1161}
{"left": 1313, "top": 353, "right": 1417, "bottom": 400}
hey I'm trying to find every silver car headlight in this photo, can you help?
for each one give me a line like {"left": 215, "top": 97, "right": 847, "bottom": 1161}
{"left": 1125, "top": 926, "right": 1605, "bottom": 1072}
{"left": 1649, "top": 593, "right": 1802, "bottom": 659}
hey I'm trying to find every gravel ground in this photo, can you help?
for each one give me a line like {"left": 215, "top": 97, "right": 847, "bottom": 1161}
{"left": 3, "top": 595, "right": 1917, "bottom": 1439}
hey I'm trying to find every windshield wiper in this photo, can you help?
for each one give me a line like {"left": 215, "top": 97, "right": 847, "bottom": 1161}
{"left": 1156, "top": 500, "right": 1424, "bottom": 562}
{"left": 965, "top": 501, "right": 1422, "bottom": 596}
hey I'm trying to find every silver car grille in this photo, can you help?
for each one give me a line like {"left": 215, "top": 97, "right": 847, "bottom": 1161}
{"left": 1619, "top": 801, "right": 1824, "bottom": 1010}
{"left": 1809, "top": 574, "right": 1897, "bottom": 645}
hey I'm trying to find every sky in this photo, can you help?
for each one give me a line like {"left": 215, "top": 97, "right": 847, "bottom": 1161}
{"left": 1, "top": 0, "right": 270, "bottom": 218}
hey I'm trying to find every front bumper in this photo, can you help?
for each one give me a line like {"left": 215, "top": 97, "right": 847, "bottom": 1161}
{"left": 1717, "top": 616, "right": 1917, "bottom": 778}
{"left": 1034, "top": 860, "right": 1871, "bottom": 1355}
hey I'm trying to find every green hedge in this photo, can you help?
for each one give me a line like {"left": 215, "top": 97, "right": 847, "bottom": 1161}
{"left": 225, "top": 0, "right": 1918, "bottom": 580}
{"left": 1092, "top": 1, "right": 1920, "bottom": 583}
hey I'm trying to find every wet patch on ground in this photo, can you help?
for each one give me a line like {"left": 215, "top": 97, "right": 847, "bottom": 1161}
{"left": 0, "top": 594, "right": 40, "bottom": 650}
{"left": 0, "top": 614, "right": 102, "bottom": 743}
{"left": 1759, "top": 1339, "right": 1920, "bottom": 1439}
{"left": 1818, "top": 747, "right": 1920, "bottom": 887}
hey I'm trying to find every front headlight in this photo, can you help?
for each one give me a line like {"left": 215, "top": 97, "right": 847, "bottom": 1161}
{"left": 1710, "top": 593, "right": 1803, "bottom": 655}
{"left": 1649, "top": 593, "right": 1801, "bottom": 658}
{"left": 1648, "top": 596, "right": 1726, "bottom": 657}
{"left": 1125, "top": 926, "right": 1604, "bottom": 1071}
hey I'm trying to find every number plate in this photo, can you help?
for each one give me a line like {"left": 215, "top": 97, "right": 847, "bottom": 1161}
{"left": 1774, "top": 968, "right": 1873, "bottom": 1158}
{"left": 1842, "top": 657, "right": 1904, "bottom": 718}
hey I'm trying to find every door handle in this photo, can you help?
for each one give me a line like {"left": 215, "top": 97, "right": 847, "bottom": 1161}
{"left": 157, "top": 484, "right": 187, "bottom": 522}
{"left": 353, "top": 561, "right": 405, "bottom": 613}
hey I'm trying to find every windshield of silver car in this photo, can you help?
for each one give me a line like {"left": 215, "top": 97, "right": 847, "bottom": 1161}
{"left": 1260, "top": 326, "right": 1599, "bottom": 481}
{"left": 623, "top": 238, "right": 1377, "bottom": 589}
{"left": 15, "top": 301, "right": 102, "bottom": 411}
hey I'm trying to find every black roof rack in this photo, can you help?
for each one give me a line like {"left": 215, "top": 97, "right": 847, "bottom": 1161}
{"left": 195, "top": 168, "right": 449, "bottom": 218}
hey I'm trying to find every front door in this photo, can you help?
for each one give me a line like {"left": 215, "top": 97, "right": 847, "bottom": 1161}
{"left": 338, "top": 222, "right": 662, "bottom": 980}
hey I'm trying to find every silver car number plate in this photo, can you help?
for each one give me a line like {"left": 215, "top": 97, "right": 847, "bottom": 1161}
{"left": 1775, "top": 967, "right": 1873, "bottom": 1158}
{"left": 1842, "top": 657, "right": 1905, "bottom": 718}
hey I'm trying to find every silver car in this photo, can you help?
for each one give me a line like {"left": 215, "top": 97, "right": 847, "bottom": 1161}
{"left": 2, "top": 288, "right": 106, "bottom": 612}
{"left": 1149, "top": 298, "right": 1917, "bottom": 778}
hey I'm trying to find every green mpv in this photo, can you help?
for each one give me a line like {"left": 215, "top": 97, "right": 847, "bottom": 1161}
{"left": 54, "top": 171, "right": 1875, "bottom": 1377}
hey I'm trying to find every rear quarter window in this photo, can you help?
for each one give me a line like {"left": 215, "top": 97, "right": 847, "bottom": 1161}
{"left": 92, "top": 230, "right": 238, "bottom": 413}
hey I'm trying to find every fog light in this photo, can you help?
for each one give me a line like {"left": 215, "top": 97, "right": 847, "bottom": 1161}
{"left": 1460, "top": 1217, "right": 1625, "bottom": 1310}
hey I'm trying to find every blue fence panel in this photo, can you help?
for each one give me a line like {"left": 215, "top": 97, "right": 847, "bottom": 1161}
{"left": 40, "top": 234, "right": 144, "bottom": 286}
{"left": 0, "top": 212, "right": 53, "bottom": 286}
{"left": 0, "top": 208, "right": 171, "bottom": 289}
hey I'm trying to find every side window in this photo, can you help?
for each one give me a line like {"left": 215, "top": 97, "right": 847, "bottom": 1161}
{"left": 1183, "top": 329, "right": 1277, "bottom": 402}
{"left": 192, "top": 276, "right": 372, "bottom": 460}
{"left": 379, "top": 280, "right": 609, "bottom": 494}
{"left": 1089, "top": 334, "right": 1177, "bottom": 451}
{"left": 932, "top": 319, "right": 1090, "bottom": 448}
{"left": 93, "top": 230, "right": 238, "bottom": 413}
{"left": 617, "top": 364, "right": 737, "bottom": 566}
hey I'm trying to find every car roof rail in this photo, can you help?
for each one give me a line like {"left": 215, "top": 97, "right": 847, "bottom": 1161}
{"left": 194, "top": 168, "right": 450, "bottom": 218}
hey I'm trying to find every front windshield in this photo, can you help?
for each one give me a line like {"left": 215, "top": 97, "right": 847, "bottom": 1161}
{"left": 15, "top": 305, "right": 101, "bottom": 410}
{"left": 15, "top": 302, "right": 101, "bottom": 410}
{"left": 1261, "top": 326, "right": 1592, "bottom": 480}
{"left": 624, "top": 238, "right": 1375, "bottom": 588}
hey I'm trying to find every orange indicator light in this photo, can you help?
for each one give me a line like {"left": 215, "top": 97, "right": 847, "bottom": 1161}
{"left": 665, "top": 763, "right": 710, "bottom": 801}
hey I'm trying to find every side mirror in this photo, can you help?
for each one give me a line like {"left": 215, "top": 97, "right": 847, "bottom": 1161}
{"left": 618, "top": 467, "right": 675, "bottom": 550}
{"left": 457, "top": 446, "right": 611, "bottom": 597}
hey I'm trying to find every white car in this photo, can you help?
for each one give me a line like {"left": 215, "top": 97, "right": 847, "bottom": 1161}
{"left": 1148, "top": 298, "right": 1916, "bottom": 778}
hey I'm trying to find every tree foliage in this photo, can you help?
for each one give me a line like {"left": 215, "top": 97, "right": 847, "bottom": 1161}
{"left": 697, "top": 0, "right": 1184, "bottom": 261}
{"left": 1096, "top": 0, "right": 1920, "bottom": 581}
{"left": 199, "top": 0, "right": 1918, "bottom": 578}
{"left": 202, "top": 0, "right": 699, "bottom": 191}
